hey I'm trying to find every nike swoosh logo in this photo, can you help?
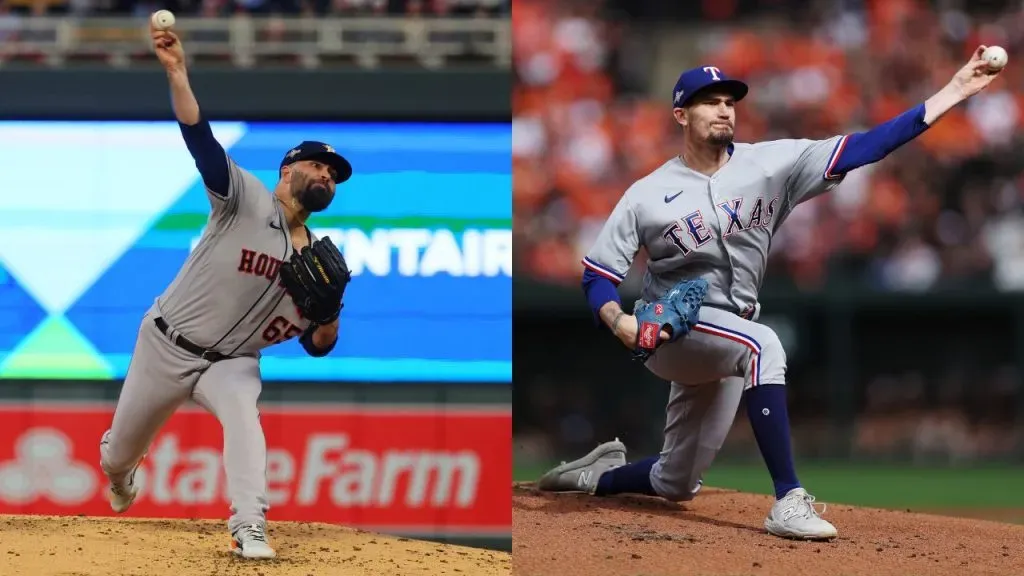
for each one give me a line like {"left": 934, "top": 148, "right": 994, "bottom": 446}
{"left": 269, "top": 221, "right": 282, "bottom": 230}
{"left": 665, "top": 190, "right": 683, "bottom": 203}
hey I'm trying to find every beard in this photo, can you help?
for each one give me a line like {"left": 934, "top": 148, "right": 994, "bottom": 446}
{"left": 706, "top": 126, "right": 735, "bottom": 147}
{"left": 292, "top": 176, "right": 333, "bottom": 213}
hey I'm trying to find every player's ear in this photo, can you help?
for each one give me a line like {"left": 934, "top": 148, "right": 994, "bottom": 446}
{"left": 672, "top": 107, "right": 687, "bottom": 128}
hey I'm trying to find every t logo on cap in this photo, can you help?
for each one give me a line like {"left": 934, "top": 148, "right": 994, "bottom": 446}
{"left": 703, "top": 66, "right": 722, "bottom": 81}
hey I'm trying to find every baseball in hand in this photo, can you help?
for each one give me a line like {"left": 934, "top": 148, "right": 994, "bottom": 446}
{"left": 982, "top": 45, "right": 1008, "bottom": 71}
{"left": 151, "top": 10, "right": 176, "bottom": 30}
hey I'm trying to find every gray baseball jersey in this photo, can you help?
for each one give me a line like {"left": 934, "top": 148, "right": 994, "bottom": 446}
{"left": 582, "top": 136, "right": 848, "bottom": 501}
{"left": 156, "top": 156, "right": 314, "bottom": 357}
{"left": 583, "top": 136, "right": 847, "bottom": 316}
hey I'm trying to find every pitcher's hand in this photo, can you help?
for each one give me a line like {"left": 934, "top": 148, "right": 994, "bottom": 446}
{"left": 151, "top": 22, "right": 185, "bottom": 74}
{"left": 950, "top": 45, "right": 1003, "bottom": 99}
{"left": 612, "top": 314, "right": 670, "bottom": 350}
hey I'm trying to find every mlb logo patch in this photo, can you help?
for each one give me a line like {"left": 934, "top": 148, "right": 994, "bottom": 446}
{"left": 654, "top": 304, "right": 664, "bottom": 315}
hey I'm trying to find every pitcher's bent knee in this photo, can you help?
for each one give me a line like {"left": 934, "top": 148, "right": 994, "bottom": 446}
{"left": 659, "top": 482, "right": 700, "bottom": 502}
{"left": 650, "top": 460, "right": 703, "bottom": 502}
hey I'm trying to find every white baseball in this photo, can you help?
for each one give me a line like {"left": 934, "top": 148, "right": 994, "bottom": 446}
{"left": 151, "top": 10, "right": 176, "bottom": 30}
{"left": 982, "top": 45, "right": 1008, "bottom": 71}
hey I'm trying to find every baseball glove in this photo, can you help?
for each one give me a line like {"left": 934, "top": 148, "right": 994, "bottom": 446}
{"left": 280, "top": 237, "right": 351, "bottom": 324}
{"left": 630, "top": 278, "right": 709, "bottom": 362}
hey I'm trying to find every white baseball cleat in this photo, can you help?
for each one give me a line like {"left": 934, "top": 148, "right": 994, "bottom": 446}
{"left": 106, "top": 474, "right": 139, "bottom": 514}
{"left": 764, "top": 487, "right": 838, "bottom": 540}
{"left": 100, "top": 430, "right": 141, "bottom": 514}
{"left": 231, "top": 523, "right": 277, "bottom": 559}
{"left": 536, "top": 439, "right": 626, "bottom": 494}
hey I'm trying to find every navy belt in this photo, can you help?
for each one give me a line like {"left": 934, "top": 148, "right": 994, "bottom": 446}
{"left": 154, "top": 317, "right": 232, "bottom": 362}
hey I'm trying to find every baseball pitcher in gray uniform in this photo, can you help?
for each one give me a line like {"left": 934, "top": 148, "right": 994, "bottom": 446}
{"left": 98, "top": 23, "right": 353, "bottom": 559}
{"left": 536, "top": 48, "right": 1003, "bottom": 540}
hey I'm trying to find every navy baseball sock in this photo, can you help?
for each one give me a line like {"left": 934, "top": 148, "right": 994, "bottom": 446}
{"left": 594, "top": 456, "right": 659, "bottom": 496}
{"left": 745, "top": 384, "right": 801, "bottom": 499}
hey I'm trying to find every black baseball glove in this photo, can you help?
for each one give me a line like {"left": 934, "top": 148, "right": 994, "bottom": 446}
{"left": 630, "top": 278, "right": 708, "bottom": 362}
{"left": 280, "top": 237, "right": 351, "bottom": 324}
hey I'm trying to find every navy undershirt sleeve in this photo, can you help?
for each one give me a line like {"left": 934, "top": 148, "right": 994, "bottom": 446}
{"left": 582, "top": 268, "right": 622, "bottom": 329}
{"left": 830, "top": 103, "right": 929, "bottom": 176}
{"left": 178, "top": 117, "right": 231, "bottom": 197}
{"left": 299, "top": 324, "right": 336, "bottom": 357}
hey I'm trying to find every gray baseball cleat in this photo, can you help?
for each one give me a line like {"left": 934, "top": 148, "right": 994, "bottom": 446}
{"left": 536, "top": 438, "right": 627, "bottom": 494}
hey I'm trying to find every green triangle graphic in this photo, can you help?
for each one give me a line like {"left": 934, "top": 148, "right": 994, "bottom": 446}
{"left": 0, "top": 315, "right": 113, "bottom": 379}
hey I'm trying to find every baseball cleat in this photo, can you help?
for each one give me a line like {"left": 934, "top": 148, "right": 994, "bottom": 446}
{"left": 106, "top": 474, "right": 139, "bottom": 514}
{"left": 764, "top": 487, "right": 838, "bottom": 540}
{"left": 536, "top": 438, "right": 626, "bottom": 494}
{"left": 691, "top": 478, "right": 703, "bottom": 496}
{"left": 231, "top": 523, "right": 277, "bottom": 559}
{"left": 100, "top": 431, "right": 142, "bottom": 514}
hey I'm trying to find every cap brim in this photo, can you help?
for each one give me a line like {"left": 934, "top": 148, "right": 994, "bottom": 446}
{"left": 677, "top": 80, "right": 749, "bottom": 108}
{"left": 306, "top": 151, "right": 353, "bottom": 184}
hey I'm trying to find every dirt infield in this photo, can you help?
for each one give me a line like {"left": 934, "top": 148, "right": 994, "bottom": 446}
{"left": 512, "top": 483, "right": 1024, "bottom": 576}
{"left": 0, "top": 515, "right": 511, "bottom": 576}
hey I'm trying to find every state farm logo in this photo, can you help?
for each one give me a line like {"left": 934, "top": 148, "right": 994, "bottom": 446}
{"left": 0, "top": 428, "right": 96, "bottom": 505}
{"left": 128, "top": 432, "right": 481, "bottom": 509}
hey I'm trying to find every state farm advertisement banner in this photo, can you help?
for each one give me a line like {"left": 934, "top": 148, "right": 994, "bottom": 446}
{"left": 0, "top": 403, "right": 511, "bottom": 535}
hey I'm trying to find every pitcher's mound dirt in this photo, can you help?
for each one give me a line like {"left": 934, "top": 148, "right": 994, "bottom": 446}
{"left": 513, "top": 483, "right": 1024, "bottom": 576}
{"left": 0, "top": 515, "right": 510, "bottom": 576}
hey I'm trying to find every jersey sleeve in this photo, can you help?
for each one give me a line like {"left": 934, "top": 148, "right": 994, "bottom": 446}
{"left": 783, "top": 135, "right": 849, "bottom": 207}
{"left": 207, "top": 157, "right": 270, "bottom": 227}
{"left": 582, "top": 193, "right": 641, "bottom": 285}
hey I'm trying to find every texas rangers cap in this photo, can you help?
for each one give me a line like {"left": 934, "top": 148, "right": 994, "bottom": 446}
{"left": 280, "top": 141, "right": 353, "bottom": 184}
{"left": 672, "top": 65, "right": 749, "bottom": 108}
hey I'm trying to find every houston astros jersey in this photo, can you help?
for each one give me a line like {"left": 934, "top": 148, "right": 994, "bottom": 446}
{"left": 154, "top": 156, "right": 314, "bottom": 357}
{"left": 583, "top": 136, "right": 848, "bottom": 314}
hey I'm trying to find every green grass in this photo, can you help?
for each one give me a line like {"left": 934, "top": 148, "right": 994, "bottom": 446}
{"left": 514, "top": 462, "right": 1024, "bottom": 510}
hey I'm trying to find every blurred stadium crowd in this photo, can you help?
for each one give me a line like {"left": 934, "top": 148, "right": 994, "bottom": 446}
{"left": 0, "top": 0, "right": 509, "bottom": 67}
{"left": 513, "top": 0, "right": 1024, "bottom": 293}
{"left": 0, "top": 0, "right": 507, "bottom": 17}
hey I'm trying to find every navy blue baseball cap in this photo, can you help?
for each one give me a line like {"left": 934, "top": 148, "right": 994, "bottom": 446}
{"left": 280, "top": 141, "right": 353, "bottom": 184}
{"left": 671, "top": 65, "right": 749, "bottom": 108}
